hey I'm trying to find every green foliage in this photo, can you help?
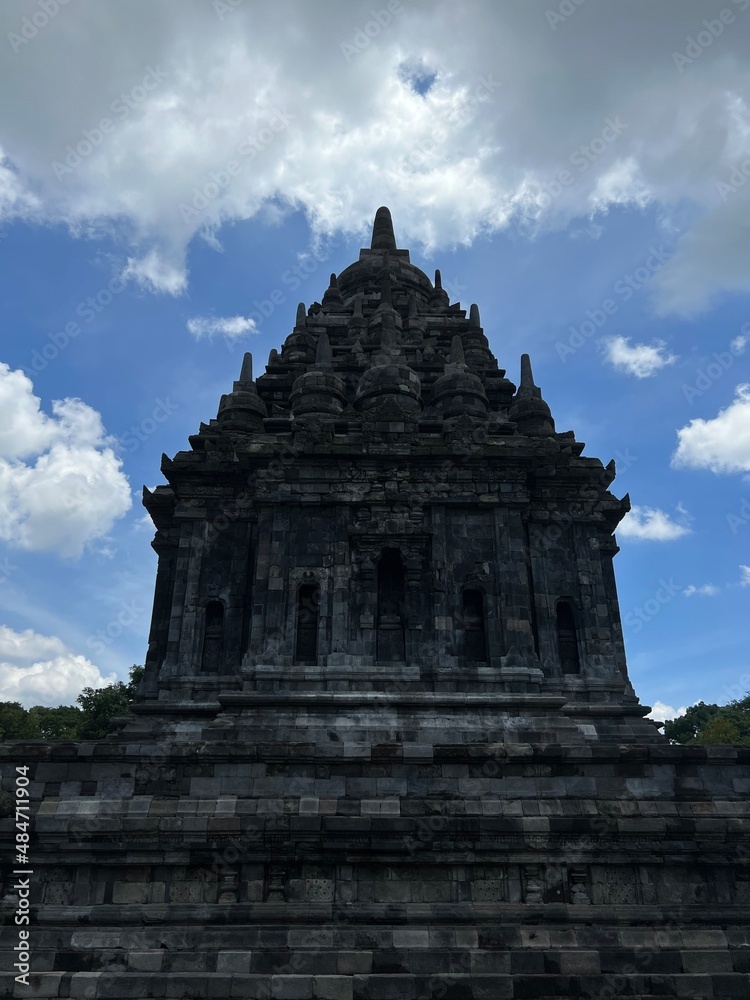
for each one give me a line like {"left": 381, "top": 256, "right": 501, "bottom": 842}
{"left": 0, "top": 701, "right": 37, "bottom": 740}
{"left": 0, "top": 665, "right": 143, "bottom": 742}
{"left": 27, "top": 705, "right": 82, "bottom": 740}
{"left": 75, "top": 665, "right": 143, "bottom": 740}
{"left": 663, "top": 701, "right": 720, "bottom": 743}
{"left": 664, "top": 694, "right": 750, "bottom": 746}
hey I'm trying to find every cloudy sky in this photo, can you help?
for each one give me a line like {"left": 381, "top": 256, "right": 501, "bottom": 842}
{"left": 1, "top": 0, "right": 749, "bottom": 719}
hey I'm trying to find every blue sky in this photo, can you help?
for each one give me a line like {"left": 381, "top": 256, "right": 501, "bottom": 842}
{"left": 0, "top": 0, "right": 749, "bottom": 719}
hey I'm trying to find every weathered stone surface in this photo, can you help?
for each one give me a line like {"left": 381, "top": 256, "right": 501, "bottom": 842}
{"left": 1, "top": 209, "right": 749, "bottom": 998}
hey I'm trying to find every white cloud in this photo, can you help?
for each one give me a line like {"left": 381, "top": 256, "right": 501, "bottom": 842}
{"left": 0, "top": 625, "right": 115, "bottom": 708}
{"left": 0, "top": 364, "right": 132, "bottom": 557}
{"left": 731, "top": 333, "right": 749, "bottom": 355}
{"left": 647, "top": 701, "right": 688, "bottom": 723}
{"left": 740, "top": 565, "right": 750, "bottom": 586}
{"left": 121, "top": 249, "right": 187, "bottom": 296}
{"left": 672, "top": 384, "right": 750, "bottom": 474}
{"left": 0, "top": 2, "right": 748, "bottom": 308}
{"left": 187, "top": 315, "right": 259, "bottom": 341}
{"left": 602, "top": 335, "right": 677, "bottom": 378}
{"left": 618, "top": 504, "right": 691, "bottom": 541}
{"left": 682, "top": 584, "right": 719, "bottom": 597}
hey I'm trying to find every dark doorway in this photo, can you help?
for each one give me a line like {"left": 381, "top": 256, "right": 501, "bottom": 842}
{"left": 376, "top": 549, "right": 405, "bottom": 661}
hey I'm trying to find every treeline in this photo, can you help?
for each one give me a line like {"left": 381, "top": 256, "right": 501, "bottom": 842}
{"left": 0, "top": 665, "right": 143, "bottom": 741}
{"left": 663, "top": 694, "right": 750, "bottom": 746}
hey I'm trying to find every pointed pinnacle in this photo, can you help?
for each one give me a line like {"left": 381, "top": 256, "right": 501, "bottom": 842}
{"left": 469, "top": 303, "right": 481, "bottom": 328}
{"left": 434, "top": 269, "right": 443, "bottom": 290}
{"left": 240, "top": 352, "right": 253, "bottom": 383}
{"left": 520, "top": 353, "right": 535, "bottom": 390}
{"left": 371, "top": 206, "right": 397, "bottom": 251}
{"left": 296, "top": 302, "right": 307, "bottom": 327}
{"left": 322, "top": 272, "right": 343, "bottom": 307}
{"left": 450, "top": 335, "right": 465, "bottom": 367}
{"left": 315, "top": 331, "right": 333, "bottom": 369}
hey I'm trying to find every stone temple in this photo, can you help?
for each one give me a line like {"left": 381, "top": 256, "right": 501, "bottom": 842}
{"left": 2, "top": 208, "right": 750, "bottom": 999}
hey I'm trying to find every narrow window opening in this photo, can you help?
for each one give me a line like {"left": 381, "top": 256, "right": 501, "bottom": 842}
{"left": 557, "top": 600, "right": 580, "bottom": 674}
{"left": 295, "top": 583, "right": 319, "bottom": 664}
{"left": 376, "top": 549, "right": 405, "bottom": 662}
{"left": 201, "top": 600, "right": 224, "bottom": 672}
{"left": 463, "top": 589, "right": 487, "bottom": 663}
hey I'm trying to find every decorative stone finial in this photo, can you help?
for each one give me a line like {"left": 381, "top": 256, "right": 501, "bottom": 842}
{"left": 315, "top": 331, "right": 333, "bottom": 369}
{"left": 322, "top": 273, "right": 343, "bottom": 310}
{"left": 510, "top": 353, "right": 555, "bottom": 436}
{"left": 371, "top": 206, "right": 397, "bottom": 251}
{"left": 449, "top": 335, "right": 465, "bottom": 367}
{"left": 430, "top": 269, "right": 449, "bottom": 308}
{"left": 520, "top": 353, "right": 535, "bottom": 390}
{"left": 296, "top": 302, "right": 307, "bottom": 327}
{"left": 218, "top": 354, "right": 267, "bottom": 431}
{"left": 239, "top": 352, "right": 253, "bottom": 384}
{"left": 469, "top": 304, "right": 481, "bottom": 328}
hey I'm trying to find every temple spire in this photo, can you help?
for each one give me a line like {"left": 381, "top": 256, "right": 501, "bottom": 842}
{"left": 322, "top": 273, "right": 343, "bottom": 309}
{"left": 520, "top": 353, "right": 535, "bottom": 390}
{"left": 315, "top": 331, "right": 333, "bottom": 369}
{"left": 449, "top": 334, "right": 465, "bottom": 367}
{"left": 371, "top": 206, "right": 397, "bottom": 251}
{"left": 239, "top": 352, "right": 253, "bottom": 384}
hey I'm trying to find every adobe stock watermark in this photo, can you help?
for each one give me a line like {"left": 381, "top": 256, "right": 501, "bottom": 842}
{"left": 340, "top": 0, "right": 415, "bottom": 62}
{"left": 682, "top": 326, "right": 748, "bottom": 403}
{"left": 716, "top": 154, "right": 750, "bottom": 202}
{"left": 623, "top": 578, "right": 681, "bottom": 634}
{"left": 722, "top": 671, "right": 750, "bottom": 701}
{"left": 672, "top": 0, "right": 749, "bottom": 73}
{"left": 7, "top": 0, "right": 72, "bottom": 53}
{"left": 117, "top": 397, "right": 180, "bottom": 452}
{"left": 0, "top": 555, "right": 19, "bottom": 584}
{"left": 212, "top": 0, "right": 244, "bottom": 20}
{"left": 178, "top": 106, "right": 294, "bottom": 223}
{"left": 546, "top": 0, "right": 588, "bottom": 31}
{"left": 556, "top": 244, "right": 674, "bottom": 363}
{"left": 532, "top": 116, "right": 628, "bottom": 210}
{"left": 394, "top": 74, "right": 500, "bottom": 180}
{"left": 51, "top": 65, "right": 170, "bottom": 180}
{"left": 86, "top": 599, "right": 146, "bottom": 655}
{"left": 726, "top": 496, "right": 750, "bottom": 535}
{"left": 25, "top": 273, "right": 130, "bottom": 375}
{"left": 218, "top": 234, "right": 344, "bottom": 345}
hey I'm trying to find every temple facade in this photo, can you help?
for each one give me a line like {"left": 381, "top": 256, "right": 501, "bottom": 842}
{"left": 1, "top": 208, "right": 749, "bottom": 999}
{"left": 140, "top": 205, "right": 648, "bottom": 745}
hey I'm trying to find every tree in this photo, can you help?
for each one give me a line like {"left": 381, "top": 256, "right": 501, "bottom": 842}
{"left": 664, "top": 702, "right": 721, "bottom": 743}
{"left": 76, "top": 665, "right": 143, "bottom": 740}
{"left": 664, "top": 695, "right": 750, "bottom": 746}
{"left": 0, "top": 702, "right": 35, "bottom": 740}
{"left": 27, "top": 705, "right": 82, "bottom": 741}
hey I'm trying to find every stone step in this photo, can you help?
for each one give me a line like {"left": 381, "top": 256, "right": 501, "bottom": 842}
{"left": 2, "top": 970, "right": 750, "bottom": 999}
